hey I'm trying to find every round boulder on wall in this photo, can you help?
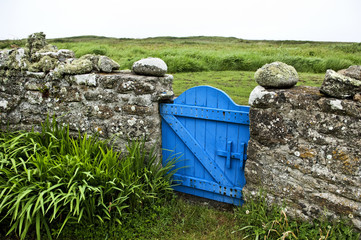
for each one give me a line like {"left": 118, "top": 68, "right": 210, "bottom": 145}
{"left": 132, "top": 57, "right": 167, "bottom": 77}
{"left": 254, "top": 61, "right": 299, "bottom": 88}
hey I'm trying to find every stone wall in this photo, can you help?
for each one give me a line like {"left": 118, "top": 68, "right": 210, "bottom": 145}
{"left": 245, "top": 85, "right": 361, "bottom": 229}
{"left": 0, "top": 71, "right": 173, "bottom": 150}
{"left": 0, "top": 32, "right": 173, "bottom": 152}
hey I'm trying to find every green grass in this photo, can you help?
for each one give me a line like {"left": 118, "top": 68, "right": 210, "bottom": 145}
{"left": 25, "top": 193, "right": 359, "bottom": 240}
{"left": 0, "top": 116, "right": 178, "bottom": 240}
{"left": 1, "top": 36, "right": 360, "bottom": 73}
{"left": 173, "top": 71, "right": 325, "bottom": 105}
{"left": 236, "top": 192, "right": 359, "bottom": 240}
{"left": 47, "top": 36, "right": 360, "bottom": 73}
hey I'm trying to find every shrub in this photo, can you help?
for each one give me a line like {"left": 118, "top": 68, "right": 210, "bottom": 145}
{"left": 165, "top": 55, "right": 208, "bottom": 72}
{"left": 91, "top": 47, "right": 108, "bottom": 55}
{"left": 324, "top": 58, "right": 353, "bottom": 72}
{"left": 0, "top": 116, "right": 178, "bottom": 240}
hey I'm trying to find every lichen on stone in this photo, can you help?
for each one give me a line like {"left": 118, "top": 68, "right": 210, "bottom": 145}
{"left": 255, "top": 61, "right": 299, "bottom": 88}
{"left": 78, "top": 54, "right": 120, "bottom": 73}
{"left": 25, "top": 32, "right": 48, "bottom": 58}
{"left": 55, "top": 58, "right": 93, "bottom": 76}
{"left": 320, "top": 69, "right": 361, "bottom": 98}
{"left": 29, "top": 55, "right": 58, "bottom": 73}
{"left": 79, "top": 54, "right": 101, "bottom": 71}
{"left": 0, "top": 48, "right": 29, "bottom": 77}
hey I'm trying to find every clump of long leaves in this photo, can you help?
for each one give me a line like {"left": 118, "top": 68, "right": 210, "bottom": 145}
{"left": 236, "top": 192, "right": 359, "bottom": 240}
{"left": 0, "top": 116, "right": 178, "bottom": 240}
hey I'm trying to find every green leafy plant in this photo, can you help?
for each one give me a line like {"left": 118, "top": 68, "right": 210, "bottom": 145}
{"left": 0, "top": 116, "right": 178, "bottom": 240}
{"left": 236, "top": 192, "right": 360, "bottom": 240}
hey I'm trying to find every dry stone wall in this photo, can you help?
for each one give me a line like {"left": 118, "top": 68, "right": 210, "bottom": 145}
{"left": 0, "top": 71, "right": 173, "bottom": 150}
{"left": 0, "top": 33, "right": 173, "bottom": 151}
{"left": 245, "top": 69, "right": 361, "bottom": 230}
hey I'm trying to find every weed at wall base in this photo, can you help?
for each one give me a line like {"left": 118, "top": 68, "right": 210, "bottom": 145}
{"left": 0, "top": 116, "right": 178, "bottom": 240}
{"left": 236, "top": 192, "right": 360, "bottom": 240}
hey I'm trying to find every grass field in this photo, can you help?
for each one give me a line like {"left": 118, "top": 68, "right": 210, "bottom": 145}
{"left": 50, "top": 36, "right": 361, "bottom": 74}
{"left": 1, "top": 36, "right": 360, "bottom": 74}
{"left": 173, "top": 71, "right": 325, "bottom": 105}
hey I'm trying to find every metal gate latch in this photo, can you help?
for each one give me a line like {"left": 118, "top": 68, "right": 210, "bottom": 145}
{"left": 216, "top": 141, "right": 245, "bottom": 168}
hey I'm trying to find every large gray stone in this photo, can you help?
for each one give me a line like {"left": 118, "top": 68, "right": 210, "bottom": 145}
{"left": 254, "top": 61, "right": 299, "bottom": 88}
{"left": 320, "top": 70, "right": 361, "bottom": 98}
{"left": 132, "top": 57, "right": 167, "bottom": 77}
{"left": 342, "top": 65, "right": 361, "bottom": 80}
{"left": 248, "top": 85, "right": 276, "bottom": 106}
{"left": 98, "top": 56, "right": 120, "bottom": 73}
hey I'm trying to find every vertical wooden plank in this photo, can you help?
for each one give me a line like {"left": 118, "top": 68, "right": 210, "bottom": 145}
{"left": 194, "top": 87, "right": 214, "bottom": 200}
{"left": 202, "top": 87, "right": 222, "bottom": 202}
{"left": 193, "top": 87, "right": 206, "bottom": 181}
{"left": 217, "top": 89, "right": 232, "bottom": 203}
{"left": 183, "top": 88, "right": 197, "bottom": 196}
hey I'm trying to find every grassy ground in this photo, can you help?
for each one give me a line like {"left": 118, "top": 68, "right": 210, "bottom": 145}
{"left": 55, "top": 193, "right": 360, "bottom": 240}
{"left": 50, "top": 37, "right": 361, "bottom": 73}
{"left": 173, "top": 71, "right": 325, "bottom": 105}
{"left": 1, "top": 191, "right": 359, "bottom": 239}
{"left": 1, "top": 36, "right": 360, "bottom": 73}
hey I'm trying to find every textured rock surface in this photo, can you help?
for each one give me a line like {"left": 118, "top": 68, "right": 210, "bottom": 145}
{"left": 320, "top": 70, "right": 361, "bottom": 98}
{"left": 248, "top": 85, "right": 276, "bottom": 106}
{"left": 98, "top": 56, "right": 120, "bottom": 73}
{"left": 132, "top": 57, "right": 167, "bottom": 77}
{"left": 342, "top": 65, "right": 361, "bottom": 80}
{"left": 0, "top": 32, "right": 120, "bottom": 78}
{"left": 245, "top": 85, "right": 361, "bottom": 230}
{"left": 254, "top": 61, "right": 299, "bottom": 88}
{"left": 0, "top": 71, "right": 174, "bottom": 152}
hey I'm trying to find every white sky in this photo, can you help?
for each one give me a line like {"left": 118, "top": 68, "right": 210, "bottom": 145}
{"left": 0, "top": 0, "right": 360, "bottom": 42}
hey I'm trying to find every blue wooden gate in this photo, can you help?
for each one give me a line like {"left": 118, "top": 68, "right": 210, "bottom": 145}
{"left": 160, "top": 86, "right": 250, "bottom": 205}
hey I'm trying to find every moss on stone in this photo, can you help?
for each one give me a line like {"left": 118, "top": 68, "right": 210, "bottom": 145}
{"left": 0, "top": 49, "right": 30, "bottom": 77}
{"left": 78, "top": 54, "right": 120, "bottom": 72}
{"left": 255, "top": 61, "right": 299, "bottom": 88}
{"left": 29, "top": 56, "right": 58, "bottom": 73}
{"left": 37, "top": 44, "right": 58, "bottom": 53}
{"left": 79, "top": 54, "right": 100, "bottom": 71}
{"left": 1, "top": 33, "right": 121, "bottom": 78}
{"left": 57, "top": 58, "right": 93, "bottom": 76}
{"left": 25, "top": 32, "right": 47, "bottom": 58}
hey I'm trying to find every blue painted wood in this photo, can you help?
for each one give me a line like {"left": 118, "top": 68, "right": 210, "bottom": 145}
{"left": 172, "top": 174, "right": 243, "bottom": 198}
{"left": 162, "top": 114, "right": 233, "bottom": 186}
{"left": 159, "top": 104, "right": 249, "bottom": 125}
{"left": 161, "top": 86, "right": 250, "bottom": 205}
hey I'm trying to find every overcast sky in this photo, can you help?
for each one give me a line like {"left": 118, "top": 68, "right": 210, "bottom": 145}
{"left": 1, "top": 0, "right": 360, "bottom": 42}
